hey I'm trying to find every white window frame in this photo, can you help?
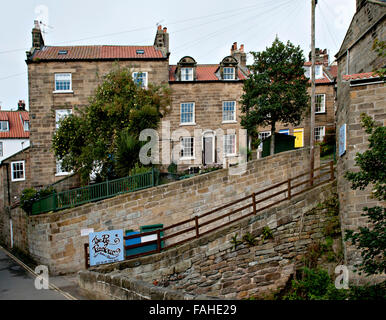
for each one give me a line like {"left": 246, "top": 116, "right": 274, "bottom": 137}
{"left": 0, "top": 121, "right": 9, "bottom": 132}
{"left": 0, "top": 141, "right": 3, "bottom": 157}
{"left": 54, "top": 73, "right": 73, "bottom": 93}
{"left": 222, "top": 101, "right": 237, "bottom": 123}
{"left": 223, "top": 134, "right": 236, "bottom": 157}
{"left": 55, "top": 109, "right": 73, "bottom": 129}
{"left": 180, "top": 137, "right": 195, "bottom": 160}
{"left": 279, "top": 129, "right": 290, "bottom": 135}
{"left": 304, "top": 66, "right": 310, "bottom": 78}
{"left": 223, "top": 67, "right": 235, "bottom": 80}
{"left": 315, "top": 94, "right": 326, "bottom": 113}
{"left": 315, "top": 65, "right": 324, "bottom": 79}
{"left": 314, "top": 126, "right": 325, "bottom": 142}
{"left": 180, "top": 102, "right": 195, "bottom": 126}
{"left": 258, "top": 131, "right": 271, "bottom": 150}
{"left": 11, "top": 160, "right": 25, "bottom": 182}
{"left": 132, "top": 71, "right": 148, "bottom": 89}
{"left": 181, "top": 68, "right": 194, "bottom": 81}
{"left": 56, "top": 159, "right": 72, "bottom": 176}
{"left": 23, "top": 120, "right": 29, "bottom": 131}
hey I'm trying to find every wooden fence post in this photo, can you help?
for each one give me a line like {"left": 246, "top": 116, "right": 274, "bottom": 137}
{"left": 330, "top": 161, "right": 334, "bottom": 181}
{"left": 252, "top": 193, "right": 256, "bottom": 214}
{"left": 156, "top": 230, "right": 161, "bottom": 253}
{"left": 195, "top": 216, "right": 199, "bottom": 238}
{"left": 287, "top": 178, "right": 291, "bottom": 199}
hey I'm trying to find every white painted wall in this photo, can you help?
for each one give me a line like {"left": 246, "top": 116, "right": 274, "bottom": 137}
{"left": 0, "top": 139, "right": 30, "bottom": 163}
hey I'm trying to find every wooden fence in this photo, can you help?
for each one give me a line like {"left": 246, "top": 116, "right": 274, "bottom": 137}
{"left": 85, "top": 161, "right": 335, "bottom": 268}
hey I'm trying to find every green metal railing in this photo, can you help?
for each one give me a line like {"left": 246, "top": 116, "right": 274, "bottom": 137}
{"left": 31, "top": 168, "right": 159, "bottom": 215}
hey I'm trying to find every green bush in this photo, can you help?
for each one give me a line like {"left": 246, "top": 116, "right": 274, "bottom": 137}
{"left": 20, "top": 186, "right": 56, "bottom": 215}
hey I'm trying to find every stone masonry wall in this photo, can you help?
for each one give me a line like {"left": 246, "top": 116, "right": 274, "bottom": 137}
{"left": 78, "top": 181, "right": 336, "bottom": 300}
{"left": 10, "top": 147, "right": 319, "bottom": 275}
{"left": 336, "top": 80, "right": 385, "bottom": 268}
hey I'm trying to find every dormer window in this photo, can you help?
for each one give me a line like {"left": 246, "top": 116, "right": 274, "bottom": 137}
{"left": 0, "top": 121, "right": 9, "bottom": 132}
{"left": 304, "top": 65, "right": 324, "bottom": 79}
{"left": 176, "top": 56, "right": 197, "bottom": 81}
{"left": 223, "top": 67, "right": 235, "bottom": 80}
{"left": 181, "top": 68, "right": 193, "bottom": 81}
{"left": 220, "top": 56, "right": 238, "bottom": 81}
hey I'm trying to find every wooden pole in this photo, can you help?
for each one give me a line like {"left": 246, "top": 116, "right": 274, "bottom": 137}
{"left": 310, "top": 0, "right": 316, "bottom": 186}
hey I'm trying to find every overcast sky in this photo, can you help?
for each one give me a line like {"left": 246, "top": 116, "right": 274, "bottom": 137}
{"left": 0, "top": 0, "right": 356, "bottom": 110}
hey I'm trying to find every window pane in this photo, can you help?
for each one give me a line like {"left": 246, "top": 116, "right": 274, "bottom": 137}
{"left": 180, "top": 103, "right": 194, "bottom": 123}
{"left": 315, "top": 94, "right": 325, "bottom": 113}
{"left": 12, "top": 161, "right": 24, "bottom": 180}
{"left": 55, "top": 73, "right": 71, "bottom": 91}
{"left": 0, "top": 142, "right": 3, "bottom": 157}
{"left": 181, "top": 68, "right": 193, "bottom": 81}
{"left": 223, "top": 67, "right": 235, "bottom": 80}
{"left": 133, "top": 72, "right": 147, "bottom": 88}
{"left": 181, "top": 137, "right": 194, "bottom": 158}
{"left": 0, "top": 121, "right": 9, "bottom": 131}
{"left": 224, "top": 134, "right": 236, "bottom": 155}
{"left": 223, "top": 101, "right": 235, "bottom": 121}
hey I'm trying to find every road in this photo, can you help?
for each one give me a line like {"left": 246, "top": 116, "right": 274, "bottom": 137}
{"left": 0, "top": 247, "right": 76, "bottom": 300}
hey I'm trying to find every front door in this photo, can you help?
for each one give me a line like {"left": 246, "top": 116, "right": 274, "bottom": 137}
{"left": 203, "top": 136, "right": 214, "bottom": 165}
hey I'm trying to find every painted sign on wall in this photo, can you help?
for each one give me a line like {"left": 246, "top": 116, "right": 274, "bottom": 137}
{"left": 339, "top": 124, "right": 346, "bottom": 157}
{"left": 88, "top": 229, "right": 124, "bottom": 266}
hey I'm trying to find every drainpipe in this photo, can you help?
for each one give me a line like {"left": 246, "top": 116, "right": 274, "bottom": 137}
{"left": 5, "top": 163, "right": 13, "bottom": 248}
{"left": 346, "top": 49, "right": 350, "bottom": 75}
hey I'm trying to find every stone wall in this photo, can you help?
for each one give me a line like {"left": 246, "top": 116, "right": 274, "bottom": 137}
{"left": 336, "top": 80, "right": 385, "bottom": 268}
{"left": 78, "top": 181, "right": 336, "bottom": 300}
{"left": 7, "top": 147, "right": 319, "bottom": 275}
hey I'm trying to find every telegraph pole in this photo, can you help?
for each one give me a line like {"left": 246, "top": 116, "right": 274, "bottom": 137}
{"left": 310, "top": 0, "right": 316, "bottom": 186}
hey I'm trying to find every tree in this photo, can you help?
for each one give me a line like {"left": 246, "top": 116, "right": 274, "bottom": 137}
{"left": 52, "top": 65, "right": 171, "bottom": 182}
{"left": 344, "top": 113, "right": 386, "bottom": 276}
{"left": 372, "top": 38, "right": 385, "bottom": 79}
{"left": 240, "top": 37, "right": 309, "bottom": 155}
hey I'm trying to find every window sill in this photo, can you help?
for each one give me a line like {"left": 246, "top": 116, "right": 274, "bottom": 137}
{"left": 222, "top": 120, "right": 237, "bottom": 124}
{"left": 180, "top": 123, "right": 196, "bottom": 126}
{"left": 55, "top": 172, "right": 72, "bottom": 177}
{"left": 53, "top": 90, "right": 74, "bottom": 94}
{"left": 315, "top": 111, "right": 326, "bottom": 114}
{"left": 11, "top": 178, "right": 25, "bottom": 182}
{"left": 180, "top": 157, "right": 196, "bottom": 161}
{"left": 224, "top": 154, "right": 237, "bottom": 158}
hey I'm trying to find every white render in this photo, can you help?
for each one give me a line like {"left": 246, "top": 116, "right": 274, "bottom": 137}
{"left": 0, "top": 139, "right": 30, "bottom": 163}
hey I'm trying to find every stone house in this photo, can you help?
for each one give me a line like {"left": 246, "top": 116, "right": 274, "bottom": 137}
{"left": 256, "top": 48, "right": 337, "bottom": 153}
{"left": 0, "top": 101, "right": 30, "bottom": 163}
{"left": 335, "top": 0, "right": 385, "bottom": 275}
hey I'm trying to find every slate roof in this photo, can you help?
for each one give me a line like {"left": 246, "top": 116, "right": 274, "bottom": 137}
{"left": 0, "top": 111, "right": 30, "bottom": 139}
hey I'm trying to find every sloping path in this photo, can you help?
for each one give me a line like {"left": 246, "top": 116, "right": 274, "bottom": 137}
{"left": 0, "top": 246, "right": 86, "bottom": 300}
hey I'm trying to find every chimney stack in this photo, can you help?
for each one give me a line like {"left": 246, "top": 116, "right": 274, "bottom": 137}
{"left": 32, "top": 20, "right": 45, "bottom": 49}
{"left": 309, "top": 48, "right": 329, "bottom": 67}
{"left": 230, "top": 42, "right": 247, "bottom": 68}
{"left": 17, "top": 100, "right": 26, "bottom": 111}
{"left": 154, "top": 25, "right": 169, "bottom": 56}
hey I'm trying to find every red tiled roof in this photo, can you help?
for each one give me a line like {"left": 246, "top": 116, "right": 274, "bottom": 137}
{"left": 0, "top": 111, "right": 29, "bottom": 139}
{"left": 304, "top": 61, "right": 324, "bottom": 66}
{"left": 31, "top": 45, "right": 165, "bottom": 61}
{"left": 329, "top": 65, "right": 338, "bottom": 79}
{"left": 343, "top": 72, "right": 378, "bottom": 81}
{"left": 169, "top": 65, "right": 247, "bottom": 81}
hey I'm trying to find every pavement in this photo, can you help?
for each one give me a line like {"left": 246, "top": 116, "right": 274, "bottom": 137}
{"left": 0, "top": 246, "right": 88, "bottom": 300}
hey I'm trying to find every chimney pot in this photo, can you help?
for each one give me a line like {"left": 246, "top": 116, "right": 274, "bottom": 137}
{"left": 240, "top": 44, "right": 244, "bottom": 52}
{"left": 163, "top": 27, "right": 167, "bottom": 33}
{"left": 158, "top": 25, "right": 162, "bottom": 30}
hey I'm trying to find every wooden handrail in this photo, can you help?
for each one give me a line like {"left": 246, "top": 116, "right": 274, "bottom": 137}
{"left": 85, "top": 161, "right": 336, "bottom": 266}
